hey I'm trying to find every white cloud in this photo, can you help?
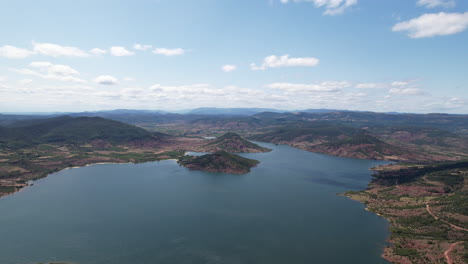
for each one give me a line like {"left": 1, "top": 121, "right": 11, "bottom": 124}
{"left": 389, "top": 87, "right": 423, "bottom": 95}
{"left": 18, "top": 79, "right": 33, "bottom": 85}
{"left": 10, "top": 62, "right": 85, "bottom": 83}
{"left": 123, "top": 77, "right": 135, "bottom": 81}
{"left": 356, "top": 80, "right": 420, "bottom": 89}
{"left": 33, "top": 42, "right": 89, "bottom": 57}
{"left": 30, "top": 61, "right": 80, "bottom": 76}
{"left": 0, "top": 45, "right": 34, "bottom": 59}
{"left": 279, "top": 0, "right": 357, "bottom": 15}
{"left": 392, "top": 12, "right": 468, "bottom": 38}
{"left": 90, "top": 48, "right": 107, "bottom": 55}
{"left": 94, "top": 75, "right": 118, "bottom": 85}
{"left": 251, "top": 54, "right": 319, "bottom": 70}
{"left": 355, "top": 83, "right": 389, "bottom": 89}
{"left": 417, "top": 0, "right": 455, "bottom": 9}
{"left": 134, "top": 44, "right": 152, "bottom": 51}
{"left": 152, "top": 48, "right": 185, "bottom": 56}
{"left": 222, "top": 64, "right": 237, "bottom": 72}
{"left": 149, "top": 83, "right": 220, "bottom": 95}
{"left": 266, "top": 81, "right": 350, "bottom": 92}
{"left": 109, "top": 46, "right": 135, "bottom": 56}
{"left": 0, "top": 76, "right": 6, "bottom": 82}
{"left": 391, "top": 80, "right": 413, "bottom": 87}
{"left": 1, "top": 79, "right": 465, "bottom": 114}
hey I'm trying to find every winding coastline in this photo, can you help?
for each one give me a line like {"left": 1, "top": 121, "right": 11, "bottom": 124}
{"left": 2, "top": 139, "right": 465, "bottom": 263}
{"left": 0, "top": 141, "right": 389, "bottom": 264}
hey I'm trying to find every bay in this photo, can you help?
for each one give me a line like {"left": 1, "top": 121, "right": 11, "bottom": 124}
{"left": 0, "top": 142, "right": 389, "bottom": 264}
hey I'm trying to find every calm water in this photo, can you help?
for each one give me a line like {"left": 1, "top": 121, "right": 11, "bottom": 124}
{"left": 0, "top": 142, "right": 389, "bottom": 264}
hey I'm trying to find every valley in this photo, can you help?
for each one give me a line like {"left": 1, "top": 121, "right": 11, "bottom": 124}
{"left": 0, "top": 109, "right": 467, "bottom": 263}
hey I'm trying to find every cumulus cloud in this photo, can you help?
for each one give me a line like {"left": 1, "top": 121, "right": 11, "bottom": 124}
{"left": 355, "top": 80, "right": 417, "bottom": 89}
{"left": 30, "top": 61, "right": 80, "bottom": 76}
{"left": 33, "top": 42, "right": 89, "bottom": 57}
{"left": 280, "top": 0, "right": 357, "bottom": 15}
{"left": 18, "top": 79, "right": 33, "bottom": 85}
{"left": 0, "top": 45, "right": 34, "bottom": 59}
{"left": 10, "top": 62, "right": 85, "bottom": 83}
{"left": 149, "top": 83, "right": 220, "bottom": 95}
{"left": 90, "top": 48, "right": 107, "bottom": 55}
{"left": 389, "top": 87, "right": 423, "bottom": 95}
{"left": 392, "top": 12, "right": 468, "bottom": 38}
{"left": 94, "top": 75, "right": 118, "bottom": 85}
{"left": 134, "top": 44, "right": 152, "bottom": 51}
{"left": 251, "top": 54, "right": 319, "bottom": 70}
{"left": 391, "top": 80, "right": 414, "bottom": 87}
{"left": 266, "top": 81, "right": 350, "bottom": 92}
{"left": 109, "top": 46, "right": 135, "bottom": 56}
{"left": 1, "top": 78, "right": 465, "bottom": 114}
{"left": 222, "top": 64, "right": 237, "bottom": 72}
{"left": 417, "top": 0, "right": 455, "bottom": 8}
{"left": 152, "top": 48, "right": 185, "bottom": 56}
{"left": 355, "top": 83, "right": 389, "bottom": 89}
{"left": 1, "top": 43, "right": 109, "bottom": 58}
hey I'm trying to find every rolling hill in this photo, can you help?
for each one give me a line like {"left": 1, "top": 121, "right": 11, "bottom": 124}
{"left": 249, "top": 122, "right": 411, "bottom": 161}
{"left": 201, "top": 132, "right": 271, "bottom": 153}
{"left": 178, "top": 151, "right": 259, "bottom": 174}
{"left": 0, "top": 116, "right": 166, "bottom": 149}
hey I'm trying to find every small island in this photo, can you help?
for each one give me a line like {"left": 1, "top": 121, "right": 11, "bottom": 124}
{"left": 178, "top": 151, "right": 260, "bottom": 174}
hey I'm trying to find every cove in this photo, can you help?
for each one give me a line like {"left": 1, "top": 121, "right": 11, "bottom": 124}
{"left": 0, "top": 142, "right": 389, "bottom": 264}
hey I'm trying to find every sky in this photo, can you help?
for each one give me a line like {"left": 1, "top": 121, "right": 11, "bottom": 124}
{"left": 0, "top": 0, "right": 467, "bottom": 113}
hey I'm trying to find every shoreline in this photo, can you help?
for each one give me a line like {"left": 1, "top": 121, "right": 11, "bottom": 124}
{"left": 0, "top": 157, "right": 180, "bottom": 199}
{"left": 343, "top": 161, "right": 468, "bottom": 263}
{"left": 344, "top": 192, "right": 394, "bottom": 263}
{"left": 2, "top": 142, "right": 465, "bottom": 263}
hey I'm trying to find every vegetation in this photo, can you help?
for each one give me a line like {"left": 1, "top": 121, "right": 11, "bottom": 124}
{"left": 178, "top": 151, "right": 259, "bottom": 174}
{"left": 202, "top": 132, "right": 270, "bottom": 153}
{"left": 345, "top": 160, "right": 468, "bottom": 263}
{"left": 0, "top": 116, "right": 166, "bottom": 150}
{"left": 0, "top": 116, "right": 189, "bottom": 198}
{"left": 372, "top": 161, "right": 468, "bottom": 186}
{"left": 1, "top": 109, "right": 468, "bottom": 264}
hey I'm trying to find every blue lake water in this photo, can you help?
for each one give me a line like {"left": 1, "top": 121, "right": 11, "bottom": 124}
{"left": 0, "top": 142, "right": 389, "bottom": 264}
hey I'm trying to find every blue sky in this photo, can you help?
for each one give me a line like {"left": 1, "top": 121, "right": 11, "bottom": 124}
{"left": 0, "top": 0, "right": 467, "bottom": 113}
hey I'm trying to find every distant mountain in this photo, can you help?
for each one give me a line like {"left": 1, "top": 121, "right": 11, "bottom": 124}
{"left": 187, "top": 107, "right": 286, "bottom": 116}
{"left": 201, "top": 132, "right": 271, "bottom": 153}
{"left": 0, "top": 114, "right": 55, "bottom": 126}
{"left": 0, "top": 116, "right": 166, "bottom": 149}
{"left": 178, "top": 151, "right": 259, "bottom": 174}
{"left": 299, "top": 109, "right": 344, "bottom": 113}
{"left": 72, "top": 109, "right": 169, "bottom": 116}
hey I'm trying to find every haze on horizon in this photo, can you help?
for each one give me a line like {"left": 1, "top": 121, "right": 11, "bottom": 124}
{"left": 0, "top": 0, "right": 467, "bottom": 114}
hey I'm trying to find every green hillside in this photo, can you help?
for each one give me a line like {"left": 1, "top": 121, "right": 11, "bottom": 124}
{"left": 178, "top": 151, "right": 259, "bottom": 174}
{"left": 203, "top": 132, "right": 270, "bottom": 153}
{"left": 0, "top": 116, "right": 163, "bottom": 149}
{"left": 250, "top": 122, "right": 407, "bottom": 160}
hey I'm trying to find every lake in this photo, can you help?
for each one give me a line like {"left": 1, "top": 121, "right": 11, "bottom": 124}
{"left": 0, "top": 142, "right": 389, "bottom": 264}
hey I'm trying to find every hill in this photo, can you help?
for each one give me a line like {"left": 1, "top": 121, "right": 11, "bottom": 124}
{"left": 345, "top": 160, "right": 468, "bottom": 263}
{"left": 201, "top": 132, "right": 271, "bottom": 153}
{"left": 178, "top": 151, "right": 259, "bottom": 174}
{"left": 0, "top": 116, "right": 184, "bottom": 197}
{"left": 0, "top": 116, "right": 166, "bottom": 149}
{"left": 186, "top": 107, "right": 285, "bottom": 116}
{"left": 249, "top": 123, "right": 412, "bottom": 161}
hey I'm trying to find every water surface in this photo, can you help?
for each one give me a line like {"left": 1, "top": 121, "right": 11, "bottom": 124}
{"left": 0, "top": 142, "right": 389, "bottom": 264}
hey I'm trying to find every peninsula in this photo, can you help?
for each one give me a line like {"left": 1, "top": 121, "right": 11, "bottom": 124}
{"left": 199, "top": 132, "right": 271, "bottom": 153}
